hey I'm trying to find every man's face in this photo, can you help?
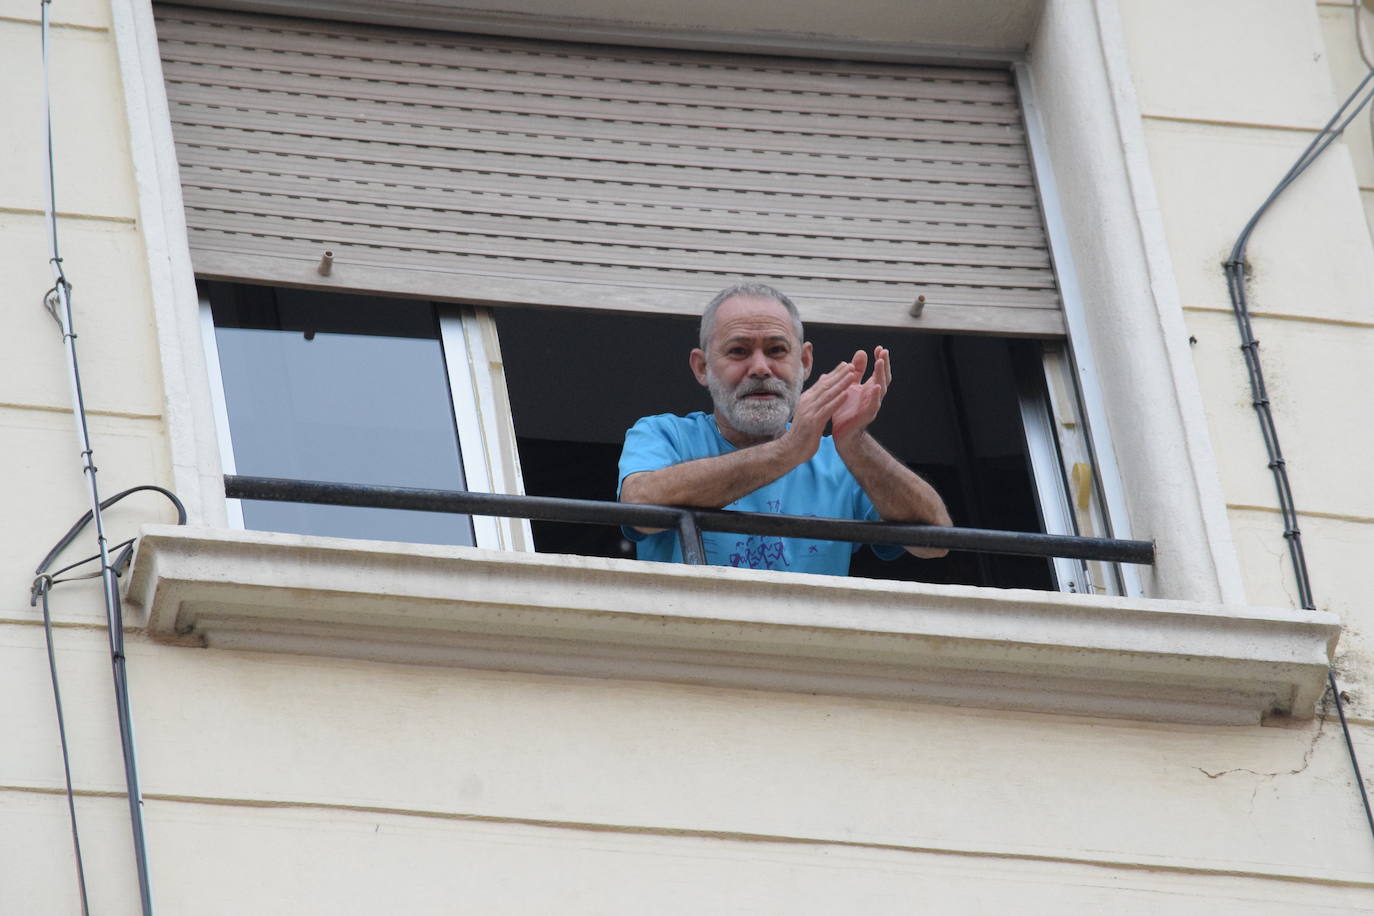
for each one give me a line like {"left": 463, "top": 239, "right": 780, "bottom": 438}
{"left": 691, "top": 295, "right": 812, "bottom": 441}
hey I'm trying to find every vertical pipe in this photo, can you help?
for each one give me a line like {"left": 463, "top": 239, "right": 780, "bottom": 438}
{"left": 676, "top": 511, "right": 707, "bottom": 565}
{"left": 41, "top": 2, "right": 155, "bottom": 911}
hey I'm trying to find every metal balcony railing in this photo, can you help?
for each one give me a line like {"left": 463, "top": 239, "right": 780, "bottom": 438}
{"left": 224, "top": 475, "right": 1155, "bottom": 567}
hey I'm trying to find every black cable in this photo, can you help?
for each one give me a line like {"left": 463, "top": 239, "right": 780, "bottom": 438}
{"left": 34, "top": 485, "right": 187, "bottom": 580}
{"left": 32, "top": 576, "right": 90, "bottom": 916}
{"left": 1224, "top": 65, "right": 1374, "bottom": 847}
{"left": 30, "top": 484, "right": 187, "bottom": 915}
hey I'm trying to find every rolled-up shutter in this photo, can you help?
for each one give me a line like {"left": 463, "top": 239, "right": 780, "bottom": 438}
{"left": 155, "top": 5, "right": 1064, "bottom": 336}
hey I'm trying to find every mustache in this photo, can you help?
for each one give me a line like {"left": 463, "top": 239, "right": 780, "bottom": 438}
{"left": 734, "top": 378, "right": 789, "bottom": 399}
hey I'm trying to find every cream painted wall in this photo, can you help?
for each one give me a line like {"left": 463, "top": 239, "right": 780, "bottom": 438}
{"left": 3, "top": 0, "right": 1374, "bottom": 913}
{"left": 1120, "top": 0, "right": 1374, "bottom": 723}
{"left": 4, "top": 629, "right": 1374, "bottom": 912}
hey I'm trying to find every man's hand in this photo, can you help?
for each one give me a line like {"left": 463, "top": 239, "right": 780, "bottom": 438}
{"left": 779, "top": 358, "right": 861, "bottom": 462}
{"left": 830, "top": 347, "right": 890, "bottom": 446}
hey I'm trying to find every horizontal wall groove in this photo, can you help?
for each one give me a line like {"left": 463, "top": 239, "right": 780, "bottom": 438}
{"left": 0, "top": 206, "right": 137, "bottom": 225}
{"left": 4, "top": 784, "right": 1370, "bottom": 890}
{"left": 0, "top": 15, "right": 108, "bottom": 32}
{"left": 0, "top": 401, "right": 162, "bottom": 421}
{"left": 1228, "top": 503, "right": 1374, "bottom": 526}
{"left": 1183, "top": 303, "right": 1374, "bottom": 330}
{"left": 1141, "top": 113, "right": 1327, "bottom": 135}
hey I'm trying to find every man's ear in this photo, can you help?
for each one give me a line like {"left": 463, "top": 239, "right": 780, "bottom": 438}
{"left": 690, "top": 348, "right": 708, "bottom": 386}
{"left": 801, "top": 341, "right": 814, "bottom": 380}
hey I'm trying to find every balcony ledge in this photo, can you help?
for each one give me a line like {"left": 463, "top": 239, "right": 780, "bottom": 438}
{"left": 125, "top": 525, "right": 1340, "bottom": 726}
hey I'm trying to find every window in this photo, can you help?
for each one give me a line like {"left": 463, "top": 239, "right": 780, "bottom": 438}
{"left": 201, "top": 282, "right": 531, "bottom": 551}
{"left": 164, "top": 5, "right": 1130, "bottom": 595}
{"left": 202, "top": 281, "right": 1113, "bottom": 592}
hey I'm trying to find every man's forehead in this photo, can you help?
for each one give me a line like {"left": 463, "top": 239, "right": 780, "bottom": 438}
{"left": 711, "top": 295, "right": 799, "bottom": 341}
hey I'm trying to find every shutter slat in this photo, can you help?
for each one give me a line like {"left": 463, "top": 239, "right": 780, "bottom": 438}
{"left": 190, "top": 209, "right": 1058, "bottom": 289}
{"left": 163, "top": 81, "right": 1024, "bottom": 146}
{"left": 176, "top": 148, "right": 1047, "bottom": 230}
{"left": 156, "top": 4, "right": 1063, "bottom": 336}
{"left": 179, "top": 163, "right": 1049, "bottom": 247}
{"left": 188, "top": 235, "right": 1064, "bottom": 335}
{"left": 160, "top": 72, "right": 1030, "bottom": 166}
{"left": 159, "top": 48, "right": 1022, "bottom": 124}
{"left": 164, "top": 97, "right": 1033, "bottom": 186}
{"left": 153, "top": 12, "right": 1018, "bottom": 102}
{"left": 180, "top": 187, "right": 1054, "bottom": 270}
{"left": 168, "top": 119, "right": 1041, "bottom": 208}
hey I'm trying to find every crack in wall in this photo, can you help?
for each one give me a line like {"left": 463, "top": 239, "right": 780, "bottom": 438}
{"left": 1197, "top": 688, "right": 1332, "bottom": 781}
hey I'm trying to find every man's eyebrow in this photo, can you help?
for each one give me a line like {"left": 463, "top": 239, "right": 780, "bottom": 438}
{"left": 721, "top": 333, "right": 792, "bottom": 346}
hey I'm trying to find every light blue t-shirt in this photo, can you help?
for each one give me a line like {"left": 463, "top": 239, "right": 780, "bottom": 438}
{"left": 617, "top": 411, "right": 902, "bottom": 576}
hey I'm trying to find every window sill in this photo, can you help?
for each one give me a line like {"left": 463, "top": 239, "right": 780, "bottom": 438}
{"left": 125, "top": 526, "right": 1339, "bottom": 725}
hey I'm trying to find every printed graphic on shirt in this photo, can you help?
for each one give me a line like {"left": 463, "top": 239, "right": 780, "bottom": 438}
{"left": 729, "top": 536, "right": 789, "bottom": 570}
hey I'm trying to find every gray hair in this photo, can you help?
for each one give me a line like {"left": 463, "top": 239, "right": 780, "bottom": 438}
{"left": 699, "top": 283, "right": 804, "bottom": 352}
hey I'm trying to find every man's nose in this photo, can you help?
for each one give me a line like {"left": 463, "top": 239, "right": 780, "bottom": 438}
{"left": 746, "top": 350, "right": 773, "bottom": 377}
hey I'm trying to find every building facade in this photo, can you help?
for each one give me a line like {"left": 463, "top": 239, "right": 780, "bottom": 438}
{"left": 3, "top": 0, "right": 1373, "bottom": 911}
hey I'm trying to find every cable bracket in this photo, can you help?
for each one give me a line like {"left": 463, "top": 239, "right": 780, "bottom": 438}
{"left": 30, "top": 573, "right": 53, "bottom": 608}
{"left": 43, "top": 286, "right": 63, "bottom": 327}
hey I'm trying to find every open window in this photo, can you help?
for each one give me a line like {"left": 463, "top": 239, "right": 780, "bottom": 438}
{"left": 201, "top": 281, "right": 531, "bottom": 551}
{"left": 493, "top": 307, "right": 1111, "bottom": 592}
{"left": 167, "top": 4, "right": 1128, "bottom": 595}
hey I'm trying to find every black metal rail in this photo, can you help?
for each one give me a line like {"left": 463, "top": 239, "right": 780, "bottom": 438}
{"left": 224, "top": 475, "right": 1155, "bottom": 566}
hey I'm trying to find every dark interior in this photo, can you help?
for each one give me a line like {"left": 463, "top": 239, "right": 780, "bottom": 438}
{"left": 494, "top": 306, "right": 1055, "bottom": 590}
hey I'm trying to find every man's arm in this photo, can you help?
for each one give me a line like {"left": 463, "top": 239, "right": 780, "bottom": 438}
{"left": 620, "top": 436, "right": 800, "bottom": 515}
{"left": 834, "top": 432, "right": 952, "bottom": 558}
{"left": 621, "top": 360, "right": 860, "bottom": 531}
{"left": 830, "top": 347, "right": 952, "bottom": 558}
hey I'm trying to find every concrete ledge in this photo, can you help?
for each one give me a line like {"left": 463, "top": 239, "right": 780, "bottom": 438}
{"left": 124, "top": 525, "right": 1341, "bottom": 725}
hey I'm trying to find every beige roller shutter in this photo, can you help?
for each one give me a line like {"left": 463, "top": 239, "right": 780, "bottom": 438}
{"left": 155, "top": 5, "right": 1064, "bottom": 336}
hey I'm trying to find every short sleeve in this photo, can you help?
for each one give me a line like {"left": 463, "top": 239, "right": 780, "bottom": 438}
{"left": 617, "top": 415, "right": 688, "bottom": 549}
{"left": 617, "top": 414, "right": 685, "bottom": 496}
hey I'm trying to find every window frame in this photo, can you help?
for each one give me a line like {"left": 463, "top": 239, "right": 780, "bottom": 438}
{"left": 112, "top": 0, "right": 1246, "bottom": 605}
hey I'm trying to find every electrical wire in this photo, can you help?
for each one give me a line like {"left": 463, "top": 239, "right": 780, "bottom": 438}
{"left": 1354, "top": 0, "right": 1374, "bottom": 185}
{"left": 1355, "top": 0, "right": 1374, "bottom": 69}
{"left": 1223, "top": 60, "right": 1374, "bottom": 848}
{"left": 30, "top": 484, "right": 186, "bottom": 916}
{"left": 36, "top": 3, "right": 188, "bottom": 912}
{"left": 32, "top": 574, "right": 89, "bottom": 916}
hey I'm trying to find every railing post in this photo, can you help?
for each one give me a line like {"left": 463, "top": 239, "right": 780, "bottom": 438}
{"left": 676, "top": 511, "right": 707, "bottom": 565}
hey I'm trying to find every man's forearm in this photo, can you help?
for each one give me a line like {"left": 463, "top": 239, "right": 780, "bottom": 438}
{"left": 835, "top": 432, "right": 952, "bottom": 557}
{"left": 620, "top": 437, "right": 800, "bottom": 515}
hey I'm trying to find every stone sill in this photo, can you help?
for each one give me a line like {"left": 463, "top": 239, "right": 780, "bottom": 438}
{"left": 124, "top": 526, "right": 1340, "bottom": 726}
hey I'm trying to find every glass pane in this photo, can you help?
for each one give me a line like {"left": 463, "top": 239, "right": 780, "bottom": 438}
{"left": 210, "top": 284, "right": 475, "bottom": 546}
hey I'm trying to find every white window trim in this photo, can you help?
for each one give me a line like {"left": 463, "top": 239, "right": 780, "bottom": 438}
{"left": 112, "top": 0, "right": 1246, "bottom": 607}
{"left": 197, "top": 296, "right": 245, "bottom": 529}
{"left": 1016, "top": 361, "right": 1093, "bottom": 595}
{"left": 439, "top": 307, "right": 533, "bottom": 552}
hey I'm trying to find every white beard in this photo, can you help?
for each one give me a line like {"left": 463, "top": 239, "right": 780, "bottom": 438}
{"left": 707, "top": 368, "right": 802, "bottom": 439}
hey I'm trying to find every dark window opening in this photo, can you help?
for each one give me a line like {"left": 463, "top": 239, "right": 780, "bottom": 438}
{"left": 495, "top": 307, "right": 1058, "bottom": 591}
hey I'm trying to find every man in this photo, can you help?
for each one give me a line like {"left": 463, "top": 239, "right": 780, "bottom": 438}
{"left": 618, "top": 283, "right": 952, "bottom": 574}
